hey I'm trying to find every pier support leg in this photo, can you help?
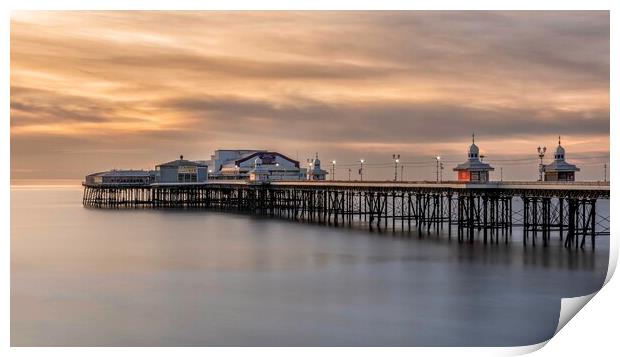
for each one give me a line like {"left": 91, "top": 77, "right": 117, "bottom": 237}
{"left": 483, "top": 196, "right": 488, "bottom": 244}
{"left": 590, "top": 199, "right": 596, "bottom": 249}
{"left": 523, "top": 197, "right": 529, "bottom": 246}
{"left": 447, "top": 193, "right": 452, "bottom": 238}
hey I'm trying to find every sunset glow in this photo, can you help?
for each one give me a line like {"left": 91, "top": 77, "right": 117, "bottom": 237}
{"left": 10, "top": 11, "right": 609, "bottom": 181}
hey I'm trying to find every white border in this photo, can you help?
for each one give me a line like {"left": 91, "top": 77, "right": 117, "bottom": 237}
{"left": 2, "top": 1, "right": 616, "bottom": 356}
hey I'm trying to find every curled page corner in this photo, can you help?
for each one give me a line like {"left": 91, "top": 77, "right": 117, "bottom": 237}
{"left": 604, "top": 236, "right": 618, "bottom": 286}
{"left": 554, "top": 292, "right": 597, "bottom": 335}
{"left": 505, "top": 340, "right": 548, "bottom": 355}
{"left": 516, "top": 293, "right": 599, "bottom": 355}
{"left": 536, "top": 234, "right": 617, "bottom": 351}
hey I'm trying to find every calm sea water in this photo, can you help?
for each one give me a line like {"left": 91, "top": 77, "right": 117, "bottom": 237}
{"left": 11, "top": 186, "right": 609, "bottom": 346}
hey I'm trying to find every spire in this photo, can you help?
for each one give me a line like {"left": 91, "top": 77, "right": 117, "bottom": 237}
{"left": 472, "top": 133, "right": 475, "bottom": 144}
{"left": 315, "top": 152, "right": 319, "bottom": 160}
{"left": 558, "top": 135, "right": 561, "bottom": 145}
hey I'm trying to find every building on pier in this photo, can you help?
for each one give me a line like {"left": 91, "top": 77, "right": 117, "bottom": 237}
{"left": 155, "top": 155, "right": 208, "bottom": 183}
{"left": 214, "top": 151, "right": 306, "bottom": 181}
{"left": 306, "top": 153, "right": 328, "bottom": 181}
{"left": 206, "top": 149, "right": 263, "bottom": 176}
{"left": 85, "top": 170, "right": 156, "bottom": 186}
{"left": 453, "top": 134, "right": 494, "bottom": 183}
{"left": 248, "top": 155, "right": 308, "bottom": 182}
{"left": 543, "top": 137, "right": 580, "bottom": 182}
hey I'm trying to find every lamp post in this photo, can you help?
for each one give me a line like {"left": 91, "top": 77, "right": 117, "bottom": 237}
{"left": 331, "top": 160, "right": 336, "bottom": 181}
{"left": 435, "top": 156, "right": 441, "bottom": 183}
{"left": 604, "top": 164, "right": 607, "bottom": 182}
{"left": 348, "top": 168, "right": 351, "bottom": 181}
{"left": 537, "top": 146, "right": 547, "bottom": 181}
{"left": 440, "top": 162, "right": 444, "bottom": 183}
{"left": 400, "top": 165, "right": 404, "bottom": 182}
{"left": 500, "top": 167, "right": 503, "bottom": 182}
{"left": 392, "top": 154, "right": 400, "bottom": 181}
{"left": 359, "top": 159, "right": 365, "bottom": 181}
{"left": 307, "top": 159, "right": 312, "bottom": 180}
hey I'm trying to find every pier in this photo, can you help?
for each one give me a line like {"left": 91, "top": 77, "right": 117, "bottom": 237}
{"left": 82, "top": 180, "right": 610, "bottom": 249}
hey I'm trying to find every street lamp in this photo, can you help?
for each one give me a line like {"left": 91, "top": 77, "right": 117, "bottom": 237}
{"left": 392, "top": 154, "right": 400, "bottom": 181}
{"left": 435, "top": 156, "right": 441, "bottom": 183}
{"left": 537, "top": 146, "right": 547, "bottom": 181}
{"left": 348, "top": 168, "right": 352, "bottom": 181}
{"left": 331, "top": 160, "right": 336, "bottom": 181}
{"left": 359, "top": 159, "right": 365, "bottom": 181}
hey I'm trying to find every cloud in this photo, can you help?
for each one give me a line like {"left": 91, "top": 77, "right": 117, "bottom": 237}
{"left": 9, "top": 11, "right": 609, "bottom": 180}
{"left": 162, "top": 95, "right": 609, "bottom": 143}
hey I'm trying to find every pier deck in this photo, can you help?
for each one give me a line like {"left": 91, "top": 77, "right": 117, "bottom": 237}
{"left": 83, "top": 180, "right": 610, "bottom": 249}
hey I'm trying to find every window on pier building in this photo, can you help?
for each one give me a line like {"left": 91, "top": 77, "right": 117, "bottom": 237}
{"left": 178, "top": 173, "right": 197, "bottom": 182}
{"left": 458, "top": 170, "right": 470, "bottom": 181}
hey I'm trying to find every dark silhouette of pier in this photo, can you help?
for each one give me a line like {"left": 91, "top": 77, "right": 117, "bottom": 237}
{"left": 82, "top": 180, "right": 610, "bottom": 249}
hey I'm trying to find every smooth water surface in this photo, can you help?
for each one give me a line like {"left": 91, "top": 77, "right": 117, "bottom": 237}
{"left": 11, "top": 186, "right": 609, "bottom": 346}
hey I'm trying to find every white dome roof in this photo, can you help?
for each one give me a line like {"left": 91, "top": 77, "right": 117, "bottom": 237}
{"left": 554, "top": 136, "right": 565, "bottom": 160}
{"left": 468, "top": 133, "right": 480, "bottom": 158}
{"left": 469, "top": 143, "right": 479, "bottom": 155}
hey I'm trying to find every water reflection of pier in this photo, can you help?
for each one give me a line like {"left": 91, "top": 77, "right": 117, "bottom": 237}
{"left": 82, "top": 181, "right": 610, "bottom": 250}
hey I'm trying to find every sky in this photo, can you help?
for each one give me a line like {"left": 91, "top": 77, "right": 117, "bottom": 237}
{"left": 10, "top": 11, "right": 609, "bottom": 182}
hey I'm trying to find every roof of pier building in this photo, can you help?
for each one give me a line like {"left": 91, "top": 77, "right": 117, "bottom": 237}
{"left": 221, "top": 151, "right": 300, "bottom": 168}
{"left": 87, "top": 169, "right": 155, "bottom": 177}
{"left": 156, "top": 155, "right": 208, "bottom": 168}
{"left": 544, "top": 137, "right": 580, "bottom": 173}
{"left": 453, "top": 134, "right": 494, "bottom": 172}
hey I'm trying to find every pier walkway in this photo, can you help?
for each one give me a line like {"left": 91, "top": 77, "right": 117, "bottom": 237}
{"left": 83, "top": 180, "right": 610, "bottom": 249}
